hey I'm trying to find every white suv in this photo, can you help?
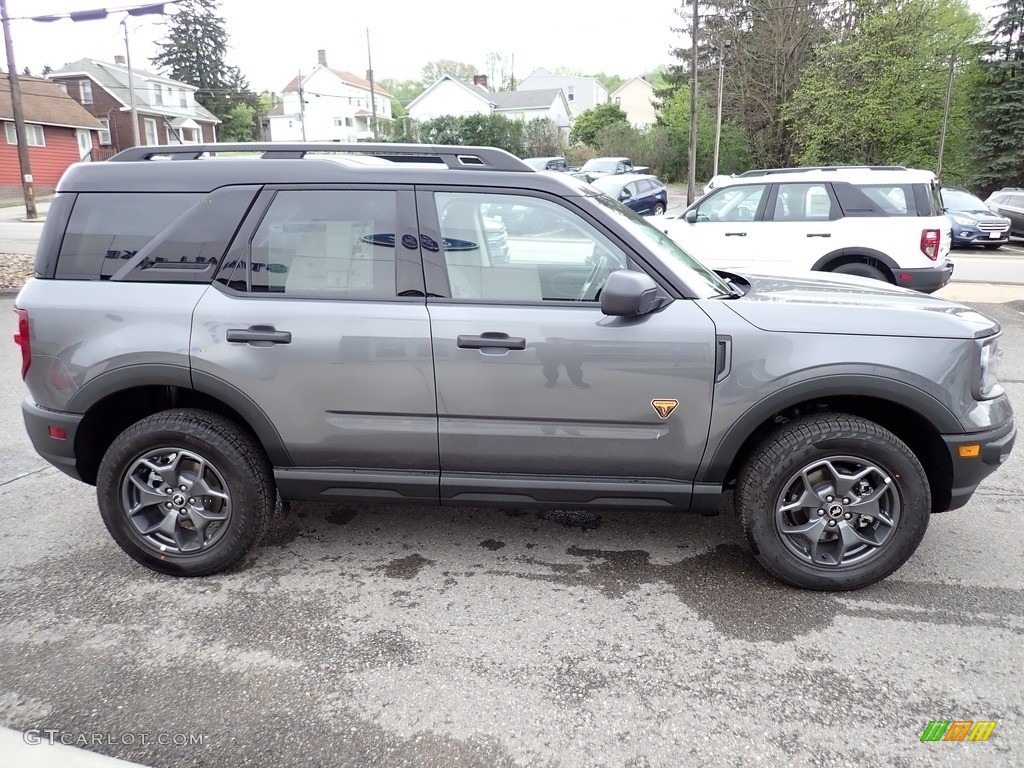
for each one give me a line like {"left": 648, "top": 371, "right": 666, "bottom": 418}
{"left": 652, "top": 166, "right": 953, "bottom": 293}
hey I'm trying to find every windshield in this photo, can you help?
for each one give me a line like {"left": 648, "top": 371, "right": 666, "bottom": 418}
{"left": 585, "top": 193, "right": 734, "bottom": 298}
{"left": 581, "top": 158, "right": 618, "bottom": 173}
{"left": 942, "top": 189, "right": 988, "bottom": 211}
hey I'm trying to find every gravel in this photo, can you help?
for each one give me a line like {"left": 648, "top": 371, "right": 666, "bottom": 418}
{"left": 0, "top": 253, "right": 34, "bottom": 292}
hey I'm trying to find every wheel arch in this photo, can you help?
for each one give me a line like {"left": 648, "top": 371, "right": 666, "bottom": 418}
{"left": 67, "top": 365, "right": 290, "bottom": 485}
{"left": 702, "top": 376, "right": 960, "bottom": 513}
{"left": 811, "top": 247, "right": 898, "bottom": 281}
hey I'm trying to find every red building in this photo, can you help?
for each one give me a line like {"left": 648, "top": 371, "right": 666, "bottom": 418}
{"left": 0, "top": 74, "right": 102, "bottom": 189}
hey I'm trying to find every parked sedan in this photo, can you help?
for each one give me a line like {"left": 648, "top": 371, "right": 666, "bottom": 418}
{"left": 941, "top": 187, "right": 1011, "bottom": 249}
{"left": 984, "top": 187, "right": 1024, "bottom": 237}
{"left": 591, "top": 173, "right": 668, "bottom": 216}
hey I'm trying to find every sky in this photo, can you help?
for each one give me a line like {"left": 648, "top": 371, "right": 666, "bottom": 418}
{"left": 6, "top": 0, "right": 685, "bottom": 92}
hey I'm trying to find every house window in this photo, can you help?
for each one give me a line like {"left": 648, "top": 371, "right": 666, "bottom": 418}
{"left": 57, "top": 82, "right": 68, "bottom": 94}
{"left": 179, "top": 90, "right": 187, "bottom": 107}
{"left": 80, "top": 80, "right": 93, "bottom": 104}
{"left": 153, "top": 84, "right": 163, "bottom": 106}
{"left": 144, "top": 118, "right": 158, "bottom": 146}
{"left": 5, "top": 122, "right": 45, "bottom": 147}
{"left": 615, "top": 97, "right": 622, "bottom": 105}
{"left": 567, "top": 86, "right": 575, "bottom": 102}
{"left": 98, "top": 118, "right": 111, "bottom": 145}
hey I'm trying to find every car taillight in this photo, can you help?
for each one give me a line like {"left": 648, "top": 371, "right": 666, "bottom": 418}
{"left": 13, "top": 307, "right": 30, "bottom": 378}
{"left": 920, "top": 228, "right": 940, "bottom": 261}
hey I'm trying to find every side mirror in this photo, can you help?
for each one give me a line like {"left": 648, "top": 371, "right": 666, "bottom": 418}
{"left": 684, "top": 209, "right": 698, "bottom": 223}
{"left": 600, "top": 270, "right": 670, "bottom": 317}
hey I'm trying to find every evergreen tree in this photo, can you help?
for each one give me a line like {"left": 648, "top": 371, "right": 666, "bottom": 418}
{"left": 970, "top": 0, "right": 1024, "bottom": 195}
{"left": 151, "top": 0, "right": 261, "bottom": 141}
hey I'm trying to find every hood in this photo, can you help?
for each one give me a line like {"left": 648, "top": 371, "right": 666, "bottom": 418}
{"left": 947, "top": 208, "right": 1009, "bottom": 223}
{"left": 722, "top": 272, "right": 999, "bottom": 340}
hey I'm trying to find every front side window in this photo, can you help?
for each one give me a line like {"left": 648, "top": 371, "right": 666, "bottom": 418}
{"left": 433, "top": 192, "right": 629, "bottom": 302}
{"left": 225, "top": 190, "right": 398, "bottom": 299}
{"left": 693, "top": 184, "right": 766, "bottom": 222}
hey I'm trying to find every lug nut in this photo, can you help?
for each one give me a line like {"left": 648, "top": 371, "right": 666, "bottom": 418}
{"left": 828, "top": 520, "right": 837, "bottom": 527}
{"left": 843, "top": 497, "right": 850, "bottom": 504}
{"left": 165, "top": 502, "right": 172, "bottom": 508}
{"left": 844, "top": 513, "right": 852, "bottom": 520}
{"left": 817, "top": 509, "right": 824, "bottom": 516}
{"left": 180, "top": 485, "right": 187, "bottom": 491}
{"left": 826, "top": 496, "right": 834, "bottom": 502}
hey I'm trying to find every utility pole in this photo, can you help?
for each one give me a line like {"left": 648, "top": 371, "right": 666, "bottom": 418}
{"left": 936, "top": 54, "right": 955, "bottom": 178}
{"left": 366, "top": 29, "right": 377, "bottom": 140}
{"left": 1, "top": 0, "right": 37, "bottom": 219}
{"left": 687, "top": 0, "right": 699, "bottom": 205}
{"left": 713, "top": 40, "right": 730, "bottom": 178}
{"left": 297, "top": 71, "right": 306, "bottom": 141}
{"left": 121, "top": 15, "right": 141, "bottom": 146}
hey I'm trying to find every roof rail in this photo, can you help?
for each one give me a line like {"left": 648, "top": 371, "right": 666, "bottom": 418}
{"left": 737, "top": 165, "right": 909, "bottom": 177}
{"left": 106, "top": 142, "right": 534, "bottom": 171}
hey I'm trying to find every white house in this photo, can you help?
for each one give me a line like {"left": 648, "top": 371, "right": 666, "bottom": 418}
{"left": 406, "top": 75, "right": 571, "bottom": 132}
{"left": 517, "top": 68, "right": 608, "bottom": 117}
{"left": 610, "top": 77, "right": 658, "bottom": 127}
{"left": 266, "top": 50, "right": 392, "bottom": 142}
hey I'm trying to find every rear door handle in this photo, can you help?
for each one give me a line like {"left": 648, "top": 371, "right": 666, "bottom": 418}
{"left": 457, "top": 332, "right": 526, "bottom": 350}
{"left": 806, "top": 233, "right": 832, "bottom": 238}
{"left": 226, "top": 326, "right": 292, "bottom": 345}
{"left": 724, "top": 232, "right": 747, "bottom": 237}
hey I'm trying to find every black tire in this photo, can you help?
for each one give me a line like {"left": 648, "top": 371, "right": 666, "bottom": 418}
{"left": 735, "top": 414, "right": 930, "bottom": 590}
{"left": 97, "top": 409, "right": 273, "bottom": 576}
{"left": 830, "top": 262, "right": 889, "bottom": 283}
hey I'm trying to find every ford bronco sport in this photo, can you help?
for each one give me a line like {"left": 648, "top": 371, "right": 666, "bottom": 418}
{"left": 14, "top": 143, "right": 1016, "bottom": 590}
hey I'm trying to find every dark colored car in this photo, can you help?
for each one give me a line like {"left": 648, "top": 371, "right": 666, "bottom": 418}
{"left": 984, "top": 187, "right": 1024, "bottom": 237}
{"left": 941, "top": 187, "right": 1011, "bottom": 249}
{"left": 591, "top": 173, "right": 668, "bottom": 215}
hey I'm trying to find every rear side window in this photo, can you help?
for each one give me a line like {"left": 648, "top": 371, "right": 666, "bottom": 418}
{"left": 219, "top": 189, "right": 398, "bottom": 299}
{"left": 57, "top": 193, "right": 196, "bottom": 279}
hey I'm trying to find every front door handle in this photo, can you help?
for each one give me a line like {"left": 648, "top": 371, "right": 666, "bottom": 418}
{"left": 724, "top": 232, "right": 747, "bottom": 237}
{"left": 457, "top": 332, "right": 526, "bottom": 350}
{"left": 806, "top": 233, "right": 832, "bottom": 238}
{"left": 226, "top": 326, "right": 292, "bottom": 345}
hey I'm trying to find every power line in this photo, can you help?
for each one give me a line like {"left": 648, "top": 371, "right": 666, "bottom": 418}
{"left": 13, "top": 1, "right": 180, "bottom": 22}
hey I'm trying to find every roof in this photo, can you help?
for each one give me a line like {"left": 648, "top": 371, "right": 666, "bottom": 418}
{"left": 50, "top": 58, "right": 220, "bottom": 123}
{"left": 280, "top": 66, "right": 393, "bottom": 97}
{"left": 610, "top": 77, "right": 655, "bottom": 97}
{"left": 0, "top": 74, "right": 102, "bottom": 130}
{"left": 490, "top": 89, "right": 563, "bottom": 110}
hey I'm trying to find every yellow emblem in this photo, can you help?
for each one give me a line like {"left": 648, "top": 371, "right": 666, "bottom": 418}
{"left": 651, "top": 399, "right": 679, "bottom": 419}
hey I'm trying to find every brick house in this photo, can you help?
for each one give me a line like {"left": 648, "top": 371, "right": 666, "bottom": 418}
{"left": 50, "top": 57, "right": 219, "bottom": 155}
{"left": 0, "top": 74, "right": 102, "bottom": 188}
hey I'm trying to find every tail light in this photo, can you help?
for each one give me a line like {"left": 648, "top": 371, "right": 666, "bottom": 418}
{"left": 920, "top": 228, "right": 940, "bottom": 261}
{"left": 13, "top": 307, "right": 30, "bottom": 378}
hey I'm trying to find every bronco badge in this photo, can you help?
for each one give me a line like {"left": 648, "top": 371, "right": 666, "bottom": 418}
{"left": 651, "top": 399, "right": 679, "bottom": 419}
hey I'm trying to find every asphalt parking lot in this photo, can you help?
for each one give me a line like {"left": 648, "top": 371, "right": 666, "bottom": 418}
{"left": 0, "top": 283, "right": 1021, "bottom": 767}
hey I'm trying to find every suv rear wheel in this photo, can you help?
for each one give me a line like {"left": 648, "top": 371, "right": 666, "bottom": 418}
{"left": 735, "top": 414, "right": 930, "bottom": 590}
{"left": 96, "top": 409, "right": 273, "bottom": 576}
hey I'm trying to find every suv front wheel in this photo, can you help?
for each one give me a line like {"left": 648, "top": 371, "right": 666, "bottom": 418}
{"left": 736, "top": 414, "right": 930, "bottom": 590}
{"left": 97, "top": 409, "right": 274, "bottom": 576}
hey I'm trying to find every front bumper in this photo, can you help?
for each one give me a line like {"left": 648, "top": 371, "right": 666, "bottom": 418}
{"left": 22, "top": 398, "right": 85, "bottom": 482}
{"left": 943, "top": 420, "right": 1016, "bottom": 510}
{"left": 896, "top": 261, "right": 954, "bottom": 294}
{"left": 951, "top": 227, "right": 1010, "bottom": 247}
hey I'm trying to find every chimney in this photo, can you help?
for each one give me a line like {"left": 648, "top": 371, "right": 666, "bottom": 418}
{"left": 115, "top": 55, "right": 126, "bottom": 65}
{"left": 317, "top": 49, "right": 327, "bottom": 67}
{"left": 473, "top": 74, "right": 488, "bottom": 90}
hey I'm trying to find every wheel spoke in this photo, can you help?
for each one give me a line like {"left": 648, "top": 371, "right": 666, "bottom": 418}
{"left": 126, "top": 474, "right": 171, "bottom": 516}
{"left": 836, "top": 519, "right": 882, "bottom": 560}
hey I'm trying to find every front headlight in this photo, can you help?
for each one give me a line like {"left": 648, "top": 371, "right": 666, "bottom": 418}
{"left": 978, "top": 337, "right": 1004, "bottom": 399}
{"left": 950, "top": 214, "right": 974, "bottom": 226}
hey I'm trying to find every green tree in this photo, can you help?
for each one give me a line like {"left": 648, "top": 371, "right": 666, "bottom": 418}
{"left": 151, "top": 0, "right": 263, "bottom": 140}
{"left": 378, "top": 78, "right": 424, "bottom": 107}
{"left": 785, "top": 0, "right": 981, "bottom": 174}
{"left": 570, "top": 102, "right": 629, "bottom": 147}
{"left": 421, "top": 60, "right": 479, "bottom": 82}
{"left": 969, "top": 0, "right": 1024, "bottom": 195}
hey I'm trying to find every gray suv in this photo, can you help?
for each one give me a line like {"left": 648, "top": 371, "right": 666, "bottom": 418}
{"left": 14, "top": 143, "right": 1016, "bottom": 591}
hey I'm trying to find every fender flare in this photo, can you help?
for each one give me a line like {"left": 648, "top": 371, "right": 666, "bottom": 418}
{"left": 811, "top": 247, "right": 899, "bottom": 275}
{"left": 698, "top": 373, "right": 962, "bottom": 484}
{"left": 65, "top": 364, "right": 291, "bottom": 466}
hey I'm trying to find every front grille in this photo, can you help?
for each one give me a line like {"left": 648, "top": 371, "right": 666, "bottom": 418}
{"left": 978, "top": 221, "right": 1009, "bottom": 232}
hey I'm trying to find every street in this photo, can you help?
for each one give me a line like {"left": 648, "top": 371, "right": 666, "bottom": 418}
{"left": 0, "top": 212, "right": 1021, "bottom": 765}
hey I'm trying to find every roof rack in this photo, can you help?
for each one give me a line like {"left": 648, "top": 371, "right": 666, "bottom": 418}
{"left": 737, "top": 165, "right": 909, "bottom": 177}
{"left": 106, "top": 142, "right": 533, "bottom": 172}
